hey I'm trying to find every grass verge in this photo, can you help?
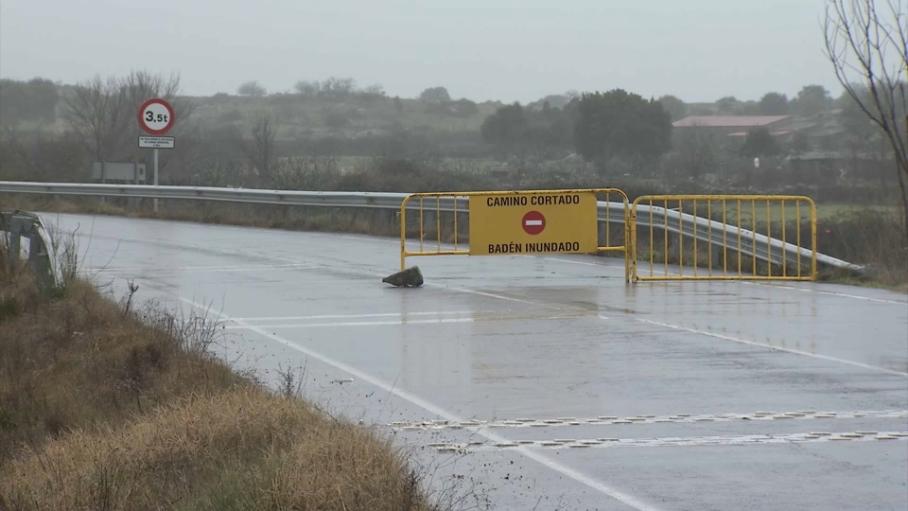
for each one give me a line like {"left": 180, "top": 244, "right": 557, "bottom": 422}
{"left": 817, "top": 209, "right": 908, "bottom": 290}
{"left": 0, "top": 246, "right": 435, "bottom": 510}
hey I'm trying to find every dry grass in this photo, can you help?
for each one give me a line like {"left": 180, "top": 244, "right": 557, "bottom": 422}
{"left": 1, "top": 388, "right": 428, "bottom": 511}
{"left": 0, "top": 278, "right": 240, "bottom": 462}
{"left": 817, "top": 209, "right": 908, "bottom": 290}
{"left": 0, "top": 246, "right": 435, "bottom": 510}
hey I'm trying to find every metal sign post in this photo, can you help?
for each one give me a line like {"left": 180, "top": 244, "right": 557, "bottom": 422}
{"left": 137, "top": 98, "right": 175, "bottom": 213}
{"left": 153, "top": 148, "right": 159, "bottom": 210}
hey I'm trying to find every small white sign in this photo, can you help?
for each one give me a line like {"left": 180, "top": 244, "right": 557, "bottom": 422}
{"left": 138, "top": 136, "right": 175, "bottom": 149}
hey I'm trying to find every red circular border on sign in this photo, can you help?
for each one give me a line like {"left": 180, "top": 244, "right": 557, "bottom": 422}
{"left": 137, "top": 98, "right": 175, "bottom": 135}
{"left": 522, "top": 210, "right": 546, "bottom": 235}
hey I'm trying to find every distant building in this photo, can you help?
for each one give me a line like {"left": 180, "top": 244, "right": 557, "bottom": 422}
{"left": 785, "top": 150, "right": 888, "bottom": 182}
{"left": 784, "top": 110, "right": 846, "bottom": 150}
{"left": 672, "top": 115, "right": 792, "bottom": 138}
{"left": 91, "top": 162, "right": 146, "bottom": 184}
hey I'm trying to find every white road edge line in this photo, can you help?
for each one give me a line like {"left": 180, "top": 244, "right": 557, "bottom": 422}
{"left": 86, "top": 262, "right": 316, "bottom": 273}
{"left": 177, "top": 296, "right": 661, "bottom": 511}
{"left": 741, "top": 281, "right": 908, "bottom": 306}
{"left": 417, "top": 280, "right": 906, "bottom": 378}
{"left": 547, "top": 256, "right": 907, "bottom": 305}
{"left": 635, "top": 317, "right": 908, "bottom": 378}
{"left": 548, "top": 255, "right": 906, "bottom": 306}
{"left": 233, "top": 310, "right": 474, "bottom": 321}
{"left": 428, "top": 282, "right": 905, "bottom": 378}
{"left": 225, "top": 317, "right": 474, "bottom": 329}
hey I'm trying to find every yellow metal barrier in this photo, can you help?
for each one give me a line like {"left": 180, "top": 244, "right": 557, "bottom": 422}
{"left": 399, "top": 192, "right": 470, "bottom": 270}
{"left": 399, "top": 189, "right": 630, "bottom": 279}
{"left": 629, "top": 195, "right": 817, "bottom": 282}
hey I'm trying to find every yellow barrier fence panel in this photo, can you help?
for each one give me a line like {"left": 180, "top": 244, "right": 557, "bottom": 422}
{"left": 629, "top": 195, "right": 817, "bottom": 282}
{"left": 399, "top": 189, "right": 630, "bottom": 280}
{"left": 399, "top": 193, "right": 470, "bottom": 271}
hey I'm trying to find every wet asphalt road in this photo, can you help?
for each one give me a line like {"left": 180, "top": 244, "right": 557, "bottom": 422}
{"left": 42, "top": 212, "right": 908, "bottom": 511}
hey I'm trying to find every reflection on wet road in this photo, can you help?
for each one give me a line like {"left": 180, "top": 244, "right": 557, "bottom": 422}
{"left": 48, "top": 212, "right": 908, "bottom": 511}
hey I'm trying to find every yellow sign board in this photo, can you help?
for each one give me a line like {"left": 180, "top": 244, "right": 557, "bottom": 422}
{"left": 468, "top": 191, "right": 598, "bottom": 255}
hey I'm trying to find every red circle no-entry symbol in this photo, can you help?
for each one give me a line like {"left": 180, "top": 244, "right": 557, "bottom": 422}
{"left": 522, "top": 211, "right": 546, "bottom": 235}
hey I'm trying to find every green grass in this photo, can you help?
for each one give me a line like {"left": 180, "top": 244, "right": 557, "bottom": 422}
{"left": 814, "top": 203, "right": 899, "bottom": 221}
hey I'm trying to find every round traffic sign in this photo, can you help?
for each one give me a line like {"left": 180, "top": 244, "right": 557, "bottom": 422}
{"left": 522, "top": 210, "right": 546, "bottom": 235}
{"left": 137, "top": 98, "right": 175, "bottom": 135}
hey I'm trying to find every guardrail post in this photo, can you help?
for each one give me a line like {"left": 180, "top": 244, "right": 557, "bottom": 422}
{"left": 628, "top": 207, "right": 637, "bottom": 282}
{"left": 6, "top": 228, "right": 20, "bottom": 269}
{"left": 399, "top": 197, "right": 408, "bottom": 271}
{"left": 2, "top": 211, "right": 62, "bottom": 292}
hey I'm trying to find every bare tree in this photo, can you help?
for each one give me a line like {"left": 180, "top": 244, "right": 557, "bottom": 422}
{"left": 676, "top": 125, "right": 718, "bottom": 179}
{"left": 63, "top": 76, "right": 129, "bottom": 183}
{"left": 119, "top": 72, "right": 188, "bottom": 179}
{"left": 121, "top": 71, "right": 181, "bottom": 108}
{"left": 121, "top": 71, "right": 188, "bottom": 123}
{"left": 824, "top": 0, "right": 908, "bottom": 237}
{"left": 63, "top": 72, "right": 186, "bottom": 183}
{"left": 237, "top": 81, "right": 266, "bottom": 97}
{"left": 246, "top": 114, "right": 276, "bottom": 184}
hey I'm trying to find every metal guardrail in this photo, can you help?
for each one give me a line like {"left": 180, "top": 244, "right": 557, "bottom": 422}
{"left": 0, "top": 181, "right": 863, "bottom": 274}
{"left": 0, "top": 181, "right": 407, "bottom": 209}
{"left": 1, "top": 210, "right": 63, "bottom": 290}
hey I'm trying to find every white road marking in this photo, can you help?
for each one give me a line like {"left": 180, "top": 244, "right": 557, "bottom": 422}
{"left": 177, "top": 296, "right": 662, "bottom": 511}
{"left": 124, "top": 248, "right": 902, "bottom": 379}
{"left": 429, "top": 283, "right": 543, "bottom": 306}
{"left": 432, "top": 281, "right": 906, "bottom": 378}
{"left": 544, "top": 257, "right": 610, "bottom": 267}
{"left": 741, "top": 281, "right": 907, "bottom": 306}
{"left": 232, "top": 310, "right": 473, "bottom": 321}
{"left": 225, "top": 317, "right": 474, "bottom": 330}
{"left": 87, "top": 262, "right": 316, "bottom": 273}
{"left": 429, "top": 431, "right": 908, "bottom": 452}
{"left": 549, "top": 256, "right": 906, "bottom": 306}
{"left": 635, "top": 317, "right": 908, "bottom": 378}
{"left": 388, "top": 409, "right": 908, "bottom": 431}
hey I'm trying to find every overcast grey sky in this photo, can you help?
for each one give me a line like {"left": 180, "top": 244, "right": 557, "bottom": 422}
{"left": 0, "top": 0, "right": 841, "bottom": 103}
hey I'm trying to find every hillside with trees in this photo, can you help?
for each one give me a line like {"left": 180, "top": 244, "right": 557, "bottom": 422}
{"left": 0, "top": 73, "right": 902, "bottom": 206}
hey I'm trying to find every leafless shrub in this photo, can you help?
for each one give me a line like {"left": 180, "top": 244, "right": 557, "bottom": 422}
{"left": 43, "top": 222, "right": 79, "bottom": 290}
{"left": 120, "top": 280, "right": 139, "bottom": 317}
{"left": 276, "top": 363, "right": 307, "bottom": 398}
{"left": 138, "top": 300, "right": 222, "bottom": 355}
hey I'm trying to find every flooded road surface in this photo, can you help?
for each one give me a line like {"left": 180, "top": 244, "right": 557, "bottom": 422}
{"left": 46, "top": 212, "right": 908, "bottom": 511}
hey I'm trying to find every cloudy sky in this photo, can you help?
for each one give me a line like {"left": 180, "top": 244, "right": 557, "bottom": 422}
{"left": 0, "top": 0, "right": 841, "bottom": 102}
